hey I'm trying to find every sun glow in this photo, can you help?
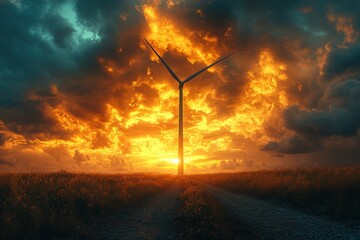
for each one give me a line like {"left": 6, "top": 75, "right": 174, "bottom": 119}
{"left": 169, "top": 158, "right": 179, "bottom": 165}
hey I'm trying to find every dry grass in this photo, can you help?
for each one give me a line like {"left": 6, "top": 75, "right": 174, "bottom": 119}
{"left": 193, "top": 167, "right": 360, "bottom": 220}
{"left": 176, "top": 180, "right": 258, "bottom": 240}
{"left": 176, "top": 180, "right": 222, "bottom": 239}
{"left": 0, "top": 171, "right": 174, "bottom": 239}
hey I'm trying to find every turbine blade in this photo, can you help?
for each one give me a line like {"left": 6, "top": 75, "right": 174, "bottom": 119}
{"left": 144, "top": 38, "right": 181, "bottom": 83}
{"left": 183, "top": 51, "right": 236, "bottom": 84}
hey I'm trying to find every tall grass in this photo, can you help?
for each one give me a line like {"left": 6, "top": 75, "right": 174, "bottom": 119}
{"left": 194, "top": 167, "right": 360, "bottom": 220}
{"left": 177, "top": 181, "right": 223, "bottom": 239}
{"left": 0, "top": 172, "right": 174, "bottom": 239}
{"left": 176, "top": 180, "right": 259, "bottom": 240}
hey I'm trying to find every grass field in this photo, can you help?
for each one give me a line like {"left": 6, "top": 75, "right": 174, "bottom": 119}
{"left": 193, "top": 167, "right": 360, "bottom": 220}
{"left": 0, "top": 172, "right": 175, "bottom": 239}
{"left": 1, "top": 167, "right": 359, "bottom": 239}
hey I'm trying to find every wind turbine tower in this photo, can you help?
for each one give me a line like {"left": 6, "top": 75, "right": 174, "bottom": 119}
{"left": 145, "top": 39, "right": 235, "bottom": 175}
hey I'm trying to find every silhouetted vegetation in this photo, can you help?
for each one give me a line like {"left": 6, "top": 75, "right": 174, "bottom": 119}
{"left": 176, "top": 180, "right": 258, "bottom": 240}
{"left": 194, "top": 167, "right": 360, "bottom": 220}
{"left": 0, "top": 172, "right": 174, "bottom": 239}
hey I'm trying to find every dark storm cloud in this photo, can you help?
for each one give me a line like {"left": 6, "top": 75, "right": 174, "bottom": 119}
{"left": 1, "top": 99, "right": 65, "bottom": 139}
{"left": 0, "top": 0, "right": 145, "bottom": 138}
{"left": 285, "top": 105, "right": 357, "bottom": 137}
{"left": 232, "top": 1, "right": 329, "bottom": 53}
{"left": 263, "top": 79, "right": 360, "bottom": 154}
{"left": 0, "top": 2, "right": 76, "bottom": 138}
{"left": 0, "top": 84, "right": 75, "bottom": 140}
{"left": 44, "top": 14, "right": 75, "bottom": 48}
{"left": 0, "top": 2, "right": 75, "bottom": 95}
{"left": 166, "top": 0, "right": 236, "bottom": 41}
{"left": 324, "top": 45, "right": 360, "bottom": 81}
{"left": 261, "top": 134, "right": 321, "bottom": 154}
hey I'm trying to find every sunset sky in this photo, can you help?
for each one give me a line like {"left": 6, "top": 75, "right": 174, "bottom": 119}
{"left": 1, "top": 0, "right": 360, "bottom": 173}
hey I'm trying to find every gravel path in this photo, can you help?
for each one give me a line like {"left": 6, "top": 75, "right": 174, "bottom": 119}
{"left": 206, "top": 185, "right": 360, "bottom": 240}
{"left": 82, "top": 184, "right": 181, "bottom": 240}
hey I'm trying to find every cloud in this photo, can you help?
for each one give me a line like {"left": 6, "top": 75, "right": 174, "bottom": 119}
{"left": 261, "top": 134, "right": 321, "bottom": 154}
{"left": 285, "top": 105, "right": 357, "bottom": 137}
{"left": 73, "top": 150, "right": 90, "bottom": 164}
{"left": 1, "top": 0, "right": 360, "bottom": 171}
{"left": 0, "top": 132, "right": 8, "bottom": 147}
{"left": 263, "top": 79, "right": 360, "bottom": 154}
{"left": 108, "top": 155, "right": 127, "bottom": 171}
{"left": 213, "top": 159, "right": 255, "bottom": 170}
{"left": 323, "top": 46, "right": 360, "bottom": 81}
{"left": 44, "top": 14, "right": 75, "bottom": 48}
{"left": 91, "top": 131, "right": 111, "bottom": 149}
{"left": 287, "top": 79, "right": 360, "bottom": 138}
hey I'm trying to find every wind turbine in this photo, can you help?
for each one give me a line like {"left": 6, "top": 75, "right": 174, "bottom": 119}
{"left": 145, "top": 39, "right": 235, "bottom": 175}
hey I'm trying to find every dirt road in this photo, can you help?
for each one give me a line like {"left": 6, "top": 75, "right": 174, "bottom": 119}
{"left": 206, "top": 185, "right": 360, "bottom": 240}
{"left": 68, "top": 182, "right": 360, "bottom": 240}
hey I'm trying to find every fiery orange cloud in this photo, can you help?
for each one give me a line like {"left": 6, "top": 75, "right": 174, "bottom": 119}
{"left": 0, "top": 126, "right": 26, "bottom": 149}
{"left": 60, "top": 6, "right": 284, "bottom": 172}
{"left": 141, "top": 5, "right": 289, "bottom": 168}
{"left": 0, "top": 1, "right": 291, "bottom": 173}
{"left": 141, "top": 5, "right": 221, "bottom": 67}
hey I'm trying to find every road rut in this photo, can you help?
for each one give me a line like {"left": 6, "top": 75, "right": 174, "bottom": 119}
{"left": 206, "top": 185, "right": 360, "bottom": 240}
